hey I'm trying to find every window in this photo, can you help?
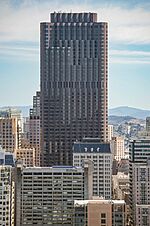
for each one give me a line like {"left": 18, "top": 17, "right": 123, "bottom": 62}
{"left": 101, "top": 213, "right": 106, "bottom": 218}
{"left": 101, "top": 219, "right": 106, "bottom": 224}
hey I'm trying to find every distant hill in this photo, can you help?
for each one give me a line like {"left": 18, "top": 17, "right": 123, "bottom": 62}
{"left": 0, "top": 106, "right": 31, "bottom": 117}
{"left": 109, "top": 106, "right": 150, "bottom": 119}
{"left": 108, "top": 115, "right": 135, "bottom": 125}
{"left": 0, "top": 105, "right": 150, "bottom": 119}
{"left": 108, "top": 115, "right": 145, "bottom": 125}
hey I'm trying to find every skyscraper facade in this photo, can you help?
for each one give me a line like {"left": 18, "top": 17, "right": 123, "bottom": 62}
{"left": 40, "top": 12, "right": 108, "bottom": 166}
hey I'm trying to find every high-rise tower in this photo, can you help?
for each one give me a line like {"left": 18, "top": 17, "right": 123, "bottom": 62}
{"left": 40, "top": 12, "right": 108, "bottom": 166}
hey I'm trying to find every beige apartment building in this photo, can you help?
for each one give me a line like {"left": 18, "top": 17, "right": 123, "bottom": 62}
{"left": 112, "top": 136, "right": 125, "bottom": 161}
{"left": 0, "top": 117, "right": 20, "bottom": 152}
{"left": 15, "top": 147, "right": 36, "bottom": 167}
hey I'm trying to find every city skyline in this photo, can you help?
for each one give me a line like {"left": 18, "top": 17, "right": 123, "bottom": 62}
{"left": 0, "top": 0, "right": 150, "bottom": 109}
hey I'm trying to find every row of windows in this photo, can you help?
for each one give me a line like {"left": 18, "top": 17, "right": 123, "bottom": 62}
{"left": 48, "top": 82, "right": 103, "bottom": 88}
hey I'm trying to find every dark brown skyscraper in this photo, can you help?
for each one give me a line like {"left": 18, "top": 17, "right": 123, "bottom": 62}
{"left": 40, "top": 12, "right": 108, "bottom": 166}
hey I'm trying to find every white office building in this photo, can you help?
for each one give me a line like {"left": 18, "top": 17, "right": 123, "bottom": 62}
{"left": 73, "top": 138, "right": 112, "bottom": 199}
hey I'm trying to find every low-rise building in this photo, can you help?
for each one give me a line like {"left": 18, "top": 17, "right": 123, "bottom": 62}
{"left": 0, "top": 117, "right": 20, "bottom": 152}
{"left": 74, "top": 198, "right": 127, "bottom": 226}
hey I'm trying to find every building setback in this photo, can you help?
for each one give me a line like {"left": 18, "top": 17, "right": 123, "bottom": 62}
{"left": 40, "top": 12, "right": 108, "bottom": 166}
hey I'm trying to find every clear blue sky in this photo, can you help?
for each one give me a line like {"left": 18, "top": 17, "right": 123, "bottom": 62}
{"left": 0, "top": 0, "right": 150, "bottom": 109}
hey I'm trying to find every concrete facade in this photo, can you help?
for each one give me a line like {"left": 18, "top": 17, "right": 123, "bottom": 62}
{"left": 15, "top": 163, "right": 92, "bottom": 226}
{"left": 0, "top": 117, "right": 20, "bottom": 152}
{"left": 73, "top": 138, "right": 112, "bottom": 199}
{"left": 112, "top": 136, "right": 125, "bottom": 161}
